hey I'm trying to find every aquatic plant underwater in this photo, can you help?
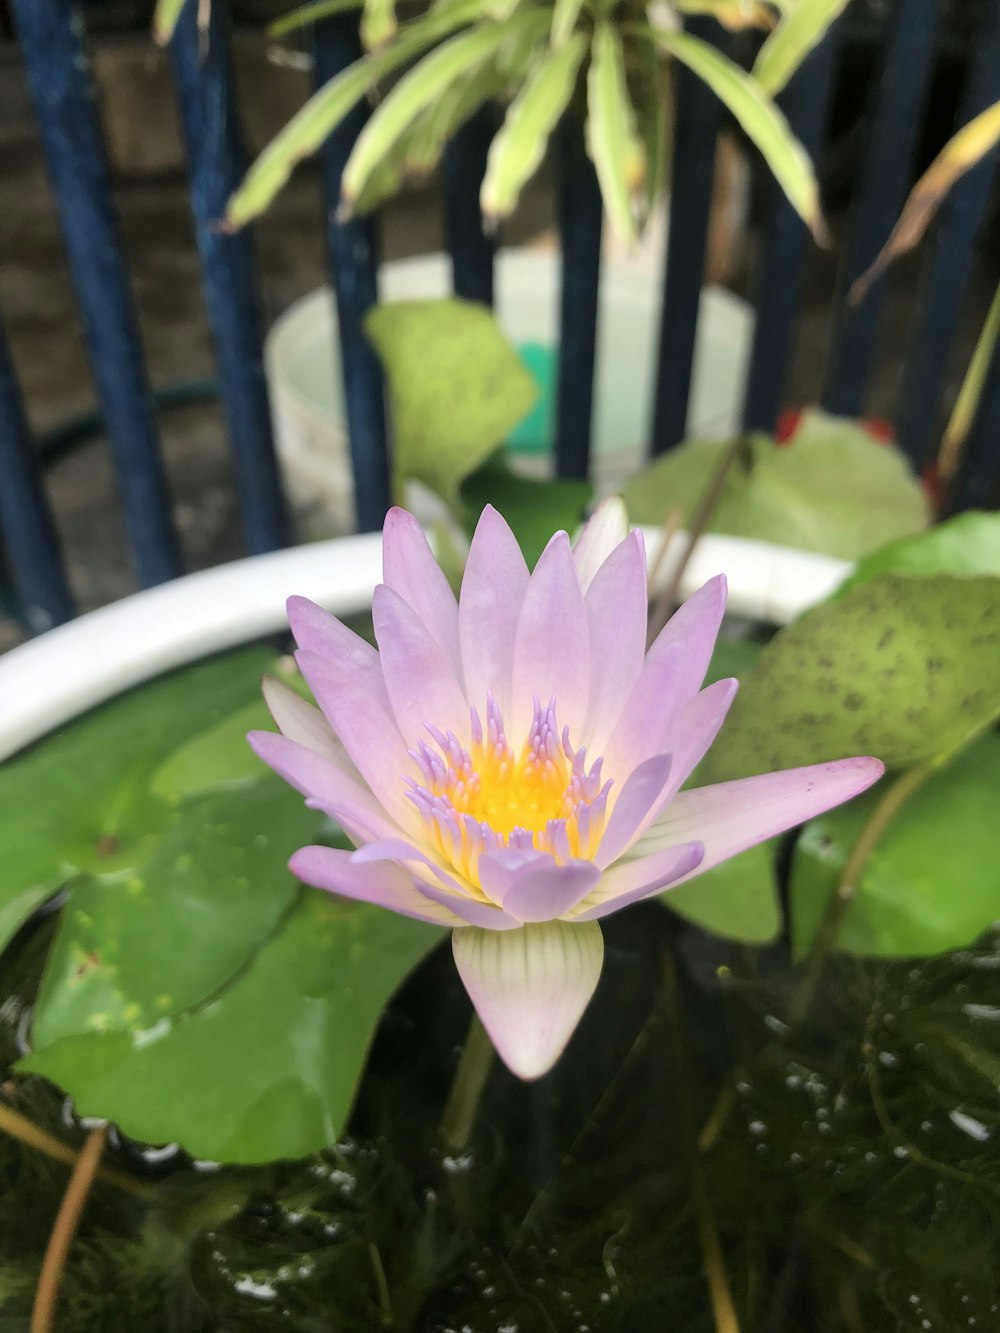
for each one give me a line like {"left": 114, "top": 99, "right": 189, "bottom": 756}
{"left": 1, "top": 488, "right": 998, "bottom": 1331}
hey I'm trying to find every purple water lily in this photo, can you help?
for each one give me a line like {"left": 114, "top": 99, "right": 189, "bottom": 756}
{"left": 250, "top": 503, "right": 883, "bottom": 1080}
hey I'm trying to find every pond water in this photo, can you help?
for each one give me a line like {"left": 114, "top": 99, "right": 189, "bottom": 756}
{"left": 3, "top": 901, "right": 999, "bottom": 1331}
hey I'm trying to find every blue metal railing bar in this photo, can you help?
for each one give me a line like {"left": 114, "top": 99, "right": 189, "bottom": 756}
{"left": 650, "top": 16, "right": 729, "bottom": 456}
{"left": 741, "top": 24, "right": 843, "bottom": 435}
{"left": 895, "top": 0, "right": 1000, "bottom": 469}
{"left": 169, "top": 2, "right": 290, "bottom": 555}
{"left": 821, "top": 0, "right": 941, "bottom": 418}
{"left": 0, "top": 320, "right": 76, "bottom": 631}
{"left": 444, "top": 109, "right": 497, "bottom": 307}
{"left": 313, "top": 12, "right": 392, "bottom": 532}
{"left": 554, "top": 121, "right": 604, "bottom": 481}
{"left": 10, "top": 0, "right": 184, "bottom": 587}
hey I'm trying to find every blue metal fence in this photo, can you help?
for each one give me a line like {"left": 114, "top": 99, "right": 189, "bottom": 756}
{"left": 1, "top": 0, "right": 998, "bottom": 634}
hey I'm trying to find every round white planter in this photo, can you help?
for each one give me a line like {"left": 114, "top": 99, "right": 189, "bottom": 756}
{"left": 265, "top": 252, "right": 755, "bottom": 532}
{"left": 0, "top": 530, "right": 849, "bottom": 763}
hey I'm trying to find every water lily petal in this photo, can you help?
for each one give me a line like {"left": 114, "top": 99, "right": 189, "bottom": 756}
{"left": 417, "top": 880, "right": 523, "bottom": 929}
{"left": 295, "top": 647, "right": 419, "bottom": 835}
{"left": 490, "top": 856, "right": 601, "bottom": 923}
{"left": 661, "top": 677, "right": 740, "bottom": 796}
{"left": 629, "top": 758, "right": 886, "bottom": 878}
{"left": 261, "top": 676, "right": 355, "bottom": 773}
{"left": 382, "top": 508, "right": 461, "bottom": 678}
{"left": 601, "top": 575, "right": 729, "bottom": 777}
{"left": 372, "top": 583, "right": 470, "bottom": 745}
{"left": 453, "top": 920, "right": 604, "bottom": 1079}
{"left": 247, "top": 730, "right": 396, "bottom": 845}
{"left": 290, "top": 844, "right": 462, "bottom": 926}
{"left": 596, "top": 752, "right": 673, "bottom": 867}
{"left": 572, "top": 497, "right": 628, "bottom": 591}
{"left": 459, "top": 505, "right": 530, "bottom": 719}
{"left": 572, "top": 841, "right": 705, "bottom": 920}
{"left": 288, "top": 596, "right": 386, "bottom": 704}
{"left": 510, "top": 531, "right": 590, "bottom": 741}
{"left": 584, "top": 530, "right": 648, "bottom": 750}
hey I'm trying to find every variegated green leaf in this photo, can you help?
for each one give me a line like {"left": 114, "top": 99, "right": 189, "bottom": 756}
{"left": 587, "top": 22, "right": 644, "bottom": 244}
{"left": 153, "top": 0, "right": 189, "bottom": 44}
{"left": 226, "top": 0, "right": 482, "bottom": 228}
{"left": 268, "top": 0, "right": 363, "bottom": 38}
{"left": 753, "top": 0, "right": 849, "bottom": 94}
{"left": 361, "top": 0, "right": 397, "bottom": 48}
{"left": 644, "top": 24, "right": 822, "bottom": 237}
{"left": 550, "top": 0, "right": 586, "bottom": 46}
{"left": 634, "top": 30, "right": 672, "bottom": 224}
{"left": 341, "top": 13, "right": 547, "bottom": 207}
{"left": 405, "top": 66, "right": 508, "bottom": 176}
{"left": 481, "top": 33, "right": 587, "bottom": 221}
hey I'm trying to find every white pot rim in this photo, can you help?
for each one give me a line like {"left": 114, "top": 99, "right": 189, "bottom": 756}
{"left": 0, "top": 530, "right": 850, "bottom": 763}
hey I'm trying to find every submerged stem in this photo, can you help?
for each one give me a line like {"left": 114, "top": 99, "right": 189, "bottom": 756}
{"left": 0, "top": 1099, "right": 151, "bottom": 1199}
{"left": 439, "top": 1012, "right": 494, "bottom": 1157}
{"left": 31, "top": 1124, "right": 108, "bottom": 1333}
{"left": 790, "top": 762, "right": 934, "bottom": 1025}
{"left": 662, "top": 945, "right": 742, "bottom": 1333}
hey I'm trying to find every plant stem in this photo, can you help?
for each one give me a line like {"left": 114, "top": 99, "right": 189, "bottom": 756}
{"left": 439, "top": 1013, "right": 494, "bottom": 1157}
{"left": 31, "top": 1124, "right": 108, "bottom": 1333}
{"left": 661, "top": 945, "right": 741, "bottom": 1333}
{"left": 647, "top": 434, "right": 750, "bottom": 645}
{"left": 791, "top": 762, "right": 934, "bottom": 1025}
{"left": 0, "top": 1099, "right": 152, "bottom": 1199}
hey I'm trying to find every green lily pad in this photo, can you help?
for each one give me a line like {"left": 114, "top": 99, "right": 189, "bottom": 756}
{"left": 833, "top": 511, "right": 1000, "bottom": 598}
{"left": 662, "top": 840, "right": 780, "bottom": 944}
{"left": 621, "top": 412, "right": 929, "bottom": 560}
{"left": 365, "top": 299, "right": 538, "bottom": 505}
{"left": 30, "top": 776, "right": 313, "bottom": 1049}
{"left": 790, "top": 734, "right": 1000, "bottom": 958}
{"left": 460, "top": 453, "right": 592, "bottom": 567}
{"left": 701, "top": 573, "right": 1000, "bottom": 780}
{"left": 0, "top": 648, "right": 278, "bottom": 955}
{"left": 20, "top": 892, "right": 444, "bottom": 1164}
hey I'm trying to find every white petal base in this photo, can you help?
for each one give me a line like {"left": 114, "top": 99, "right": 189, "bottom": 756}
{"left": 453, "top": 921, "right": 604, "bottom": 1081}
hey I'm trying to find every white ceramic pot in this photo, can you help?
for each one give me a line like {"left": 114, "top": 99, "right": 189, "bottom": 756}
{"left": 0, "top": 530, "right": 848, "bottom": 764}
{"left": 265, "top": 252, "right": 755, "bottom": 533}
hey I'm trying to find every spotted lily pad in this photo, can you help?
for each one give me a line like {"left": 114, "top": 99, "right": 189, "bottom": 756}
{"left": 833, "top": 510, "right": 1000, "bottom": 597}
{"left": 701, "top": 573, "right": 1000, "bottom": 779}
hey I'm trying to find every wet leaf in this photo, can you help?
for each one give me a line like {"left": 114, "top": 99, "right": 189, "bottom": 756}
{"left": 0, "top": 649, "right": 277, "bottom": 956}
{"left": 663, "top": 840, "right": 780, "bottom": 944}
{"left": 791, "top": 734, "right": 1000, "bottom": 958}
{"left": 834, "top": 511, "right": 1000, "bottom": 598}
{"left": 21, "top": 893, "right": 444, "bottom": 1164}
{"left": 366, "top": 300, "right": 538, "bottom": 505}
{"left": 30, "top": 777, "right": 314, "bottom": 1051}
{"left": 701, "top": 573, "right": 1000, "bottom": 781}
{"left": 621, "top": 412, "right": 930, "bottom": 560}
